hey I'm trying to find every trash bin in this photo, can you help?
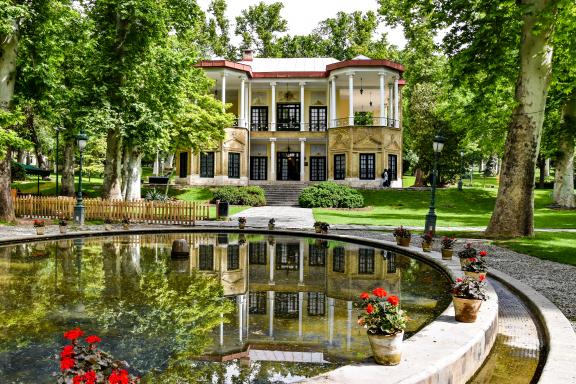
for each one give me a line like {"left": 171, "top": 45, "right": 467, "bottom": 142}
{"left": 217, "top": 201, "right": 229, "bottom": 218}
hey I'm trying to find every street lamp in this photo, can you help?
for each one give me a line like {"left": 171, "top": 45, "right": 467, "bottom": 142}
{"left": 424, "top": 135, "right": 446, "bottom": 234}
{"left": 458, "top": 150, "right": 464, "bottom": 191}
{"left": 74, "top": 131, "right": 88, "bottom": 225}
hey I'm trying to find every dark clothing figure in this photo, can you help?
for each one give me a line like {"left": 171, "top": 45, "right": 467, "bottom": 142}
{"left": 382, "top": 169, "right": 390, "bottom": 187}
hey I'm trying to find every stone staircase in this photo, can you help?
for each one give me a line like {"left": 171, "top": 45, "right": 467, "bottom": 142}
{"left": 258, "top": 183, "right": 309, "bottom": 206}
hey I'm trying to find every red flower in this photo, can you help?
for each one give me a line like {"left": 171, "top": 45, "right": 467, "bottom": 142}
{"left": 387, "top": 295, "right": 400, "bottom": 306}
{"left": 468, "top": 257, "right": 477, "bottom": 262}
{"left": 64, "top": 327, "right": 84, "bottom": 341}
{"left": 108, "top": 369, "right": 130, "bottom": 384}
{"left": 366, "top": 303, "right": 374, "bottom": 314}
{"left": 85, "top": 371, "right": 97, "bottom": 384}
{"left": 479, "top": 251, "right": 487, "bottom": 257}
{"left": 60, "top": 357, "right": 75, "bottom": 371}
{"left": 73, "top": 375, "right": 83, "bottom": 384}
{"left": 61, "top": 345, "right": 74, "bottom": 358}
{"left": 372, "top": 287, "right": 387, "bottom": 298}
{"left": 85, "top": 335, "right": 102, "bottom": 344}
{"left": 479, "top": 275, "right": 486, "bottom": 281}
{"left": 456, "top": 278, "right": 463, "bottom": 282}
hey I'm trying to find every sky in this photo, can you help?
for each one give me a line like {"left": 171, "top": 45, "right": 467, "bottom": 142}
{"left": 196, "top": 0, "right": 407, "bottom": 49}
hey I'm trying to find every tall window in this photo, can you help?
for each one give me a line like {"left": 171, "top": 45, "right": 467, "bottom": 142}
{"left": 275, "top": 243, "right": 300, "bottom": 270}
{"left": 250, "top": 157, "right": 267, "bottom": 180}
{"left": 334, "top": 154, "right": 346, "bottom": 180}
{"left": 310, "top": 157, "right": 326, "bottom": 181}
{"left": 387, "top": 251, "right": 397, "bottom": 274}
{"left": 358, "top": 248, "right": 375, "bottom": 274}
{"left": 251, "top": 107, "right": 268, "bottom": 131}
{"left": 275, "top": 292, "right": 299, "bottom": 318}
{"left": 228, "top": 152, "right": 240, "bottom": 179}
{"left": 277, "top": 104, "right": 300, "bottom": 131}
{"left": 333, "top": 246, "right": 345, "bottom": 273}
{"left": 359, "top": 154, "right": 375, "bottom": 180}
{"left": 200, "top": 152, "right": 214, "bottom": 178}
{"left": 249, "top": 241, "right": 267, "bottom": 265}
{"left": 199, "top": 245, "right": 214, "bottom": 271}
{"left": 227, "top": 244, "right": 240, "bottom": 270}
{"left": 249, "top": 292, "right": 267, "bottom": 314}
{"left": 388, "top": 154, "right": 398, "bottom": 180}
{"left": 309, "top": 107, "right": 327, "bottom": 131}
{"left": 309, "top": 244, "right": 326, "bottom": 266}
{"left": 308, "top": 292, "right": 325, "bottom": 316}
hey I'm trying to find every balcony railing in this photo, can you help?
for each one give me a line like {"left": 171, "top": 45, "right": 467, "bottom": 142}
{"left": 331, "top": 117, "right": 399, "bottom": 128}
{"left": 250, "top": 122, "right": 327, "bottom": 132}
{"left": 251, "top": 122, "right": 269, "bottom": 131}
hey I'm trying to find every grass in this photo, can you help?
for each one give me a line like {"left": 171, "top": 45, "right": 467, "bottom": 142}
{"left": 493, "top": 232, "right": 576, "bottom": 266}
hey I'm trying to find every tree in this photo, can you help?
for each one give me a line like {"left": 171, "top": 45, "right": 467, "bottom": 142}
{"left": 205, "top": 0, "right": 235, "bottom": 59}
{"left": 235, "top": 1, "right": 287, "bottom": 57}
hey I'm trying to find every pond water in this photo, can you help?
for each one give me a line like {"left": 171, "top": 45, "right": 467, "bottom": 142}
{"left": 0, "top": 233, "right": 452, "bottom": 383}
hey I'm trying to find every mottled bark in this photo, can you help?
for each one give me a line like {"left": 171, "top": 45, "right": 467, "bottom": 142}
{"left": 0, "top": 150, "right": 14, "bottom": 221}
{"left": 553, "top": 93, "right": 576, "bottom": 208}
{"left": 413, "top": 168, "right": 425, "bottom": 187}
{"left": 102, "top": 127, "right": 123, "bottom": 199}
{"left": 123, "top": 146, "right": 142, "bottom": 201}
{"left": 486, "top": 0, "right": 555, "bottom": 238}
{"left": 61, "top": 135, "right": 76, "bottom": 197}
{"left": 25, "top": 109, "right": 48, "bottom": 170}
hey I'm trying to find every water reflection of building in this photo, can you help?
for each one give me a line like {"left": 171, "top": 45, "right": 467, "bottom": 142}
{"left": 186, "top": 234, "right": 402, "bottom": 364}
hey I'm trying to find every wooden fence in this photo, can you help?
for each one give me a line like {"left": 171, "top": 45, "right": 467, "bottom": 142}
{"left": 14, "top": 196, "right": 210, "bottom": 225}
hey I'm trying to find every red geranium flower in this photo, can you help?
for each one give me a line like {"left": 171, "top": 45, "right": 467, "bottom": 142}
{"left": 85, "top": 371, "right": 97, "bottom": 384}
{"left": 366, "top": 303, "right": 374, "bottom": 314}
{"left": 479, "top": 275, "right": 486, "bottom": 281}
{"left": 108, "top": 369, "right": 130, "bottom": 384}
{"left": 60, "top": 357, "right": 75, "bottom": 371}
{"left": 479, "top": 251, "right": 487, "bottom": 256}
{"left": 360, "top": 292, "right": 370, "bottom": 300}
{"left": 372, "top": 287, "right": 387, "bottom": 298}
{"left": 468, "top": 257, "right": 477, "bottom": 262}
{"left": 61, "top": 345, "right": 74, "bottom": 358}
{"left": 86, "top": 335, "right": 102, "bottom": 344}
{"left": 387, "top": 295, "right": 400, "bottom": 306}
{"left": 456, "top": 278, "right": 463, "bottom": 282}
{"left": 64, "top": 327, "right": 84, "bottom": 341}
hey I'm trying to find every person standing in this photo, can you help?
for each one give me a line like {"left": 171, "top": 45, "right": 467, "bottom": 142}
{"left": 382, "top": 168, "right": 389, "bottom": 187}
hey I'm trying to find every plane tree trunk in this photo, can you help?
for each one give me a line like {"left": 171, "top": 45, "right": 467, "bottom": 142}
{"left": 61, "top": 134, "right": 76, "bottom": 197}
{"left": 102, "top": 127, "right": 123, "bottom": 199}
{"left": 553, "top": 92, "right": 576, "bottom": 208}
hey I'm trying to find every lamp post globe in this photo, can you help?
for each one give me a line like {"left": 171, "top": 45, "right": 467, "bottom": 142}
{"left": 424, "top": 135, "right": 446, "bottom": 234}
{"left": 74, "top": 131, "right": 89, "bottom": 225}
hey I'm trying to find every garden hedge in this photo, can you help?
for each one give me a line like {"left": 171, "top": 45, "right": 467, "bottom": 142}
{"left": 211, "top": 186, "right": 266, "bottom": 206}
{"left": 298, "top": 182, "right": 364, "bottom": 208}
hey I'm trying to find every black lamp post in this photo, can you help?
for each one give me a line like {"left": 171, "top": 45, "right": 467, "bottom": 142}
{"left": 458, "top": 150, "right": 464, "bottom": 191}
{"left": 74, "top": 131, "right": 88, "bottom": 225}
{"left": 55, "top": 127, "right": 62, "bottom": 196}
{"left": 424, "top": 135, "right": 446, "bottom": 234}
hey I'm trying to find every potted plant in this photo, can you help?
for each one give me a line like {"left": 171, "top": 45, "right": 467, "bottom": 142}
{"left": 441, "top": 236, "right": 457, "bottom": 260}
{"left": 320, "top": 222, "right": 330, "bottom": 234}
{"left": 313, "top": 221, "right": 323, "bottom": 233}
{"left": 121, "top": 217, "right": 130, "bottom": 230}
{"left": 457, "top": 243, "right": 477, "bottom": 267}
{"left": 450, "top": 276, "right": 488, "bottom": 323}
{"left": 33, "top": 219, "right": 46, "bottom": 235}
{"left": 104, "top": 218, "right": 113, "bottom": 231}
{"left": 268, "top": 218, "right": 275, "bottom": 230}
{"left": 421, "top": 231, "right": 433, "bottom": 252}
{"left": 462, "top": 256, "right": 488, "bottom": 280}
{"left": 58, "top": 219, "right": 68, "bottom": 234}
{"left": 356, "top": 288, "right": 407, "bottom": 365}
{"left": 393, "top": 226, "right": 411, "bottom": 246}
{"left": 238, "top": 217, "right": 246, "bottom": 229}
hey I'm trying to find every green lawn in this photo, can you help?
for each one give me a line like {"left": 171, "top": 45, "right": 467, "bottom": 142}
{"left": 313, "top": 188, "right": 576, "bottom": 229}
{"left": 493, "top": 232, "right": 576, "bottom": 266}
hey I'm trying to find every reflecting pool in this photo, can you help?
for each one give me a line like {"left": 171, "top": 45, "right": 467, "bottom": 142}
{"left": 0, "top": 233, "right": 451, "bottom": 383}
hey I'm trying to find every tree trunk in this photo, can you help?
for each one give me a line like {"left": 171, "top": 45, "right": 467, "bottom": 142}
{"left": 123, "top": 146, "right": 142, "bottom": 201}
{"left": 0, "top": 25, "right": 19, "bottom": 222}
{"left": 25, "top": 109, "right": 48, "bottom": 170}
{"left": 413, "top": 168, "right": 425, "bottom": 187}
{"left": 102, "top": 127, "right": 123, "bottom": 200}
{"left": 553, "top": 93, "right": 576, "bottom": 208}
{"left": 544, "top": 158, "right": 550, "bottom": 177}
{"left": 537, "top": 155, "right": 546, "bottom": 189}
{"left": 61, "top": 135, "right": 76, "bottom": 197}
{"left": 486, "top": 0, "right": 555, "bottom": 238}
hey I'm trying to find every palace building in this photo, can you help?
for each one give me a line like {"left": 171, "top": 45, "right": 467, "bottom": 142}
{"left": 175, "top": 50, "right": 404, "bottom": 188}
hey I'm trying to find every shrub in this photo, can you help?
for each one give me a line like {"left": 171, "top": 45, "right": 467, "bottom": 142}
{"left": 211, "top": 186, "right": 266, "bottom": 206}
{"left": 299, "top": 182, "right": 364, "bottom": 208}
{"left": 10, "top": 161, "right": 26, "bottom": 181}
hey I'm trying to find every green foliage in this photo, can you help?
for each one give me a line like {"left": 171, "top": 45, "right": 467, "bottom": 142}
{"left": 235, "top": 1, "right": 287, "bottom": 57}
{"left": 451, "top": 276, "right": 488, "bottom": 301}
{"left": 211, "top": 186, "right": 266, "bottom": 206}
{"left": 299, "top": 182, "right": 364, "bottom": 208}
{"left": 10, "top": 161, "right": 26, "bottom": 181}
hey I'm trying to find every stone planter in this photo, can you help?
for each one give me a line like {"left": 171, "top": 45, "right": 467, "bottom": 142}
{"left": 59, "top": 226, "right": 67, "bottom": 234}
{"left": 464, "top": 271, "right": 487, "bottom": 281}
{"left": 441, "top": 248, "right": 453, "bottom": 260}
{"left": 396, "top": 237, "right": 411, "bottom": 247}
{"left": 422, "top": 241, "right": 432, "bottom": 252}
{"left": 452, "top": 296, "right": 483, "bottom": 323}
{"left": 35, "top": 227, "right": 45, "bottom": 236}
{"left": 368, "top": 331, "right": 404, "bottom": 365}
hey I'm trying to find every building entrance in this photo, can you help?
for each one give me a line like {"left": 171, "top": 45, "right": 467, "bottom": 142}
{"left": 276, "top": 152, "right": 300, "bottom": 181}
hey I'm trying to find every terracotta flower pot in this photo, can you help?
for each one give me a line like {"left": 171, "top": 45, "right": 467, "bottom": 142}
{"left": 35, "top": 227, "right": 45, "bottom": 235}
{"left": 452, "top": 296, "right": 483, "bottom": 323}
{"left": 441, "top": 248, "right": 453, "bottom": 260}
{"left": 315, "top": 226, "right": 322, "bottom": 233}
{"left": 368, "top": 331, "right": 404, "bottom": 365}
{"left": 268, "top": 224, "right": 275, "bottom": 230}
{"left": 238, "top": 223, "right": 245, "bottom": 230}
{"left": 422, "top": 241, "right": 432, "bottom": 252}
{"left": 459, "top": 257, "right": 471, "bottom": 268}
{"left": 59, "top": 226, "right": 67, "bottom": 234}
{"left": 464, "top": 271, "right": 487, "bottom": 281}
{"left": 397, "top": 237, "right": 410, "bottom": 247}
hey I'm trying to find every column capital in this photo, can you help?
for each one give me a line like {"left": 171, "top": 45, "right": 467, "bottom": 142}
{"left": 299, "top": 81, "right": 306, "bottom": 86}
{"left": 329, "top": 75, "right": 337, "bottom": 81}
{"left": 346, "top": 71, "right": 355, "bottom": 77}
{"left": 378, "top": 71, "right": 387, "bottom": 77}
{"left": 269, "top": 138, "right": 277, "bottom": 142}
{"left": 239, "top": 75, "right": 248, "bottom": 81}
{"left": 298, "top": 137, "right": 307, "bottom": 142}
{"left": 221, "top": 72, "right": 227, "bottom": 78}
{"left": 270, "top": 81, "right": 277, "bottom": 87}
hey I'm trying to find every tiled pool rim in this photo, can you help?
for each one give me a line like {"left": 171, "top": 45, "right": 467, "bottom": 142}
{"left": 0, "top": 228, "right": 499, "bottom": 384}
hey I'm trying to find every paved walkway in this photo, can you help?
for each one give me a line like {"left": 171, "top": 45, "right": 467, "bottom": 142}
{"left": 228, "top": 206, "right": 315, "bottom": 229}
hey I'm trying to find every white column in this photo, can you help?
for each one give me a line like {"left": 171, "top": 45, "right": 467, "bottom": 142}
{"left": 268, "top": 291, "right": 275, "bottom": 337}
{"left": 239, "top": 77, "right": 246, "bottom": 127}
{"left": 270, "top": 138, "right": 276, "bottom": 181}
{"left": 298, "top": 292, "right": 304, "bottom": 338}
{"left": 299, "top": 138, "right": 306, "bottom": 182}
{"left": 389, "top": 84, "right": 393, "bottom": 125}
{"left": 328, "top": 297, "right": 335, "bottom": 345}
{"left": 219, "top": 313, "right": 224, "bottom": 345}
{"left": 268, "top": 240, "right": 275, "bottom": 285}
{"left": 153, "top": 151, "right": 159, "bottom": 176}
{"left": 394, "top": 78, "right": 399, "bottom": 128}
{"left": 298, "top": 238, "right": 305, "bottom": 285}
{"left": 270, "top": 82, "right": 277, "bottom": 131}
{"left": 238, "top": 294, "right": 244, "bottom": 342}
{"left": 247, "top": 82, "right": 252, "bottom": 129}
{"left": 330, "top": 76, "right": 337, "bottom": 128}
{"left": 221, "top": 73, "right": 226, "bottom": 112}
{"left": 346, "top": 300, "right": 353, "bottom": 351}
{"left": 348, "top": 73, "right": 354, "bottom": 126}
{"left": 379, "top": 73, "right": 386, "bottom": 126}
{"left": 300, "top": 82, "right": 306, "bottom": 131}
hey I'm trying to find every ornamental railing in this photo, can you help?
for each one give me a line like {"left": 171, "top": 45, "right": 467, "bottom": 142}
{"left": 331, "top": 117, "right": 399, "bottom": 128}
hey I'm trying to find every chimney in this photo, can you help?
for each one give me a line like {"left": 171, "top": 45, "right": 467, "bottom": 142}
{"left": 242, "top": 49, "right": 254, "bottom": 61}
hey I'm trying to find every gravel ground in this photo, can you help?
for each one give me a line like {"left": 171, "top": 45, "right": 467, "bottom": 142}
{"left": 339, "top": 230, "right": 576, "bottom": 331}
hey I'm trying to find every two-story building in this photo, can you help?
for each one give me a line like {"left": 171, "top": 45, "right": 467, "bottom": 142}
{"left": 175, "top": 50, "right": 405, "bottom": 188}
